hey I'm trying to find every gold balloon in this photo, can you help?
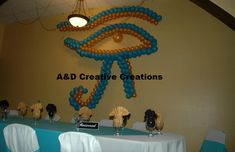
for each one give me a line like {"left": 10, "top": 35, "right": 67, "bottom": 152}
{"left": 87, "top": 97, "right": 91, "bottom": 100}
{"left": 133, "top": 92, "right": 137, "bottom": 97}
{"left": 154, "top": 21, "right": 158, "bottom": 25}
{"left": 113, "top": 32, "right": 123, "bottom": 43}
{"left": 155, "top": 109, "right": 164, "bottom": 132}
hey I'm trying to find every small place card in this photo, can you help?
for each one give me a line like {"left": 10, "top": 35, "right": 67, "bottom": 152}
{"left": 78, "top": 121, "right": 99, "bottom": 130}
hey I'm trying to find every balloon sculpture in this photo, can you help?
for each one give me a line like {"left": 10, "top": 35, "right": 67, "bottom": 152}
{"left": 0, "top": 100, "right": 9, "bottom": 120}
{"left": 46, "top": 104, "right": 57, "bottom": 122}
{"left": 144, "top": 109, "right": 157, "bottom": 128}
{"left": 57, "top": 6, "right": 162, "bottom": 110}
{"left": 0, "top": 100, "right": 9, "bottom": 110}
{"left": 30, "top": 102, "right": 43, "bottom": 120}
{"left": 78, "top": 106, "right": 92, "bottom": 121}
{"left": 144, "top": 109, "right": 157, "bottom": 136}
{"left": 17, "top": 102, "right": 28, "bottom": 118}
{"left": 109, "top": 106, "right": 131, "bottom": 128}
{"left": 155, "top": 108, "right": 164, "bottom": 134}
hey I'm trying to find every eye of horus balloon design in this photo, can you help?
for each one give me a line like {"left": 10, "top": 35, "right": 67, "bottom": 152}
{"left": 57, "top": 6, "right": 162, "bottom": 110}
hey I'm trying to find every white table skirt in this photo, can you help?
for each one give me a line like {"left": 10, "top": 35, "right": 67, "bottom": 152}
{"left": 96, "top": 132, "right": 186, "bottom": 152}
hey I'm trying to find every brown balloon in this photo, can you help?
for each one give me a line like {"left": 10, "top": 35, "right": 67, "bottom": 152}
{"left": 133, "top": 92, "right": 137, "bottom": 97}
{"left": 112, "top": 32, "right": 123, "bottom": 43}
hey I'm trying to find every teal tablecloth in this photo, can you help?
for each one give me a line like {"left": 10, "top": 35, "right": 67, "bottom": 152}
{"left": 0, "top": 117, "right": 148, "bottom": 152}
{"left": 200, "top": 140, "right": 228, "bottom": 152}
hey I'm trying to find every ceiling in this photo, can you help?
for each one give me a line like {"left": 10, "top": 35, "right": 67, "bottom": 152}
{"left": 0, "top": 0, "right": 143, "bottom": 24}
{"left": 210, "top": 0, "right": 235, "bottom": 17}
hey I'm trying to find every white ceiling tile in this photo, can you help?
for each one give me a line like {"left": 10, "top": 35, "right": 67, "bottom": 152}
{"left": 37, "top": 8, "right": 45, "bottom": 16}
{"left": 38, "top": 8, "right": 51, "bottom": 17}
{"left": 36, "top": 0, "right": 51, "bottom": 8}
{"left": 0, "top": 1, "right": 14, "bottom": 16}
{"left": 14, "top": 11, "right": 31, "bottom": 21}
{"left": 0, "top": 0, "right": 147, "bottom": 24}
{"left": 11, "top": 0, "right": 36, "bottom": 11}
{"left": 0, "top": 15, "right": 15, "bottom": 23}
{"left": 48, "top": 8, "right": 61, "bottom": 15}
{"left": 57, "top": 6, "right": 73, "bottom": 14}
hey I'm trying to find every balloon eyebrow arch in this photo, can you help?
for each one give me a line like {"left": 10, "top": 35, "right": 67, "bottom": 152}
{"left": 57, "top": 6, "right": 162, "bottom": 32}
{"left": 64, "top": 23, "right": 157, "bottom": 60}
{"left": 81, "top": 26, "right": 152, "bottom": 53}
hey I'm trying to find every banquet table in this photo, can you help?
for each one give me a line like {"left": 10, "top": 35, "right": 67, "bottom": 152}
{"left": 0, "top": 116, "right": 186, "bottom": 152}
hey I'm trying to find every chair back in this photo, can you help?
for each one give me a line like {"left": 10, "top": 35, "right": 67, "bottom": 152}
{"left": 3, "top": 123, "right": 39, "bottom": 152}
{"left": 206, "top": 130, "right": 225, "bottom": 144}
{"left": 59, "top": 132, "right": 102, "bottom": 152}
{"left": 132, "top": 122, "right": 146, "bottom": 131}
{"left": 200, "top": 129, "right": 227, "bottom": 152}
{"left": 99, "top": 119, "right": 113, "bottom": 127}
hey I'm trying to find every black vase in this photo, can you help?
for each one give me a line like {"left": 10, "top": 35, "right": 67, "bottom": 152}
{"left": 48, "top": 111, "right": 55, "bottom": 122}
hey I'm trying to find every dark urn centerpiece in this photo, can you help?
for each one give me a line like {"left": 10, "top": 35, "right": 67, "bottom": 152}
{"left": 46, "top": 104, "right": 57, "bottom": 123}
{"left": 144, "top": 109, "right": 157, "bottom": 137}
{"left": 0, "top": 100, "right": 9, "bottom": 121}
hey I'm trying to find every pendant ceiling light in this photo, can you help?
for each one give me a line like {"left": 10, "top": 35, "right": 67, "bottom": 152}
{"left": 68, "top": 0, "right": 89, "bottom": 27}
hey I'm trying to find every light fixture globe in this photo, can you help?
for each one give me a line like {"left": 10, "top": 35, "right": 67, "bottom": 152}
{"left": 68, "top": 14, "right": 89, "bottom": 27}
